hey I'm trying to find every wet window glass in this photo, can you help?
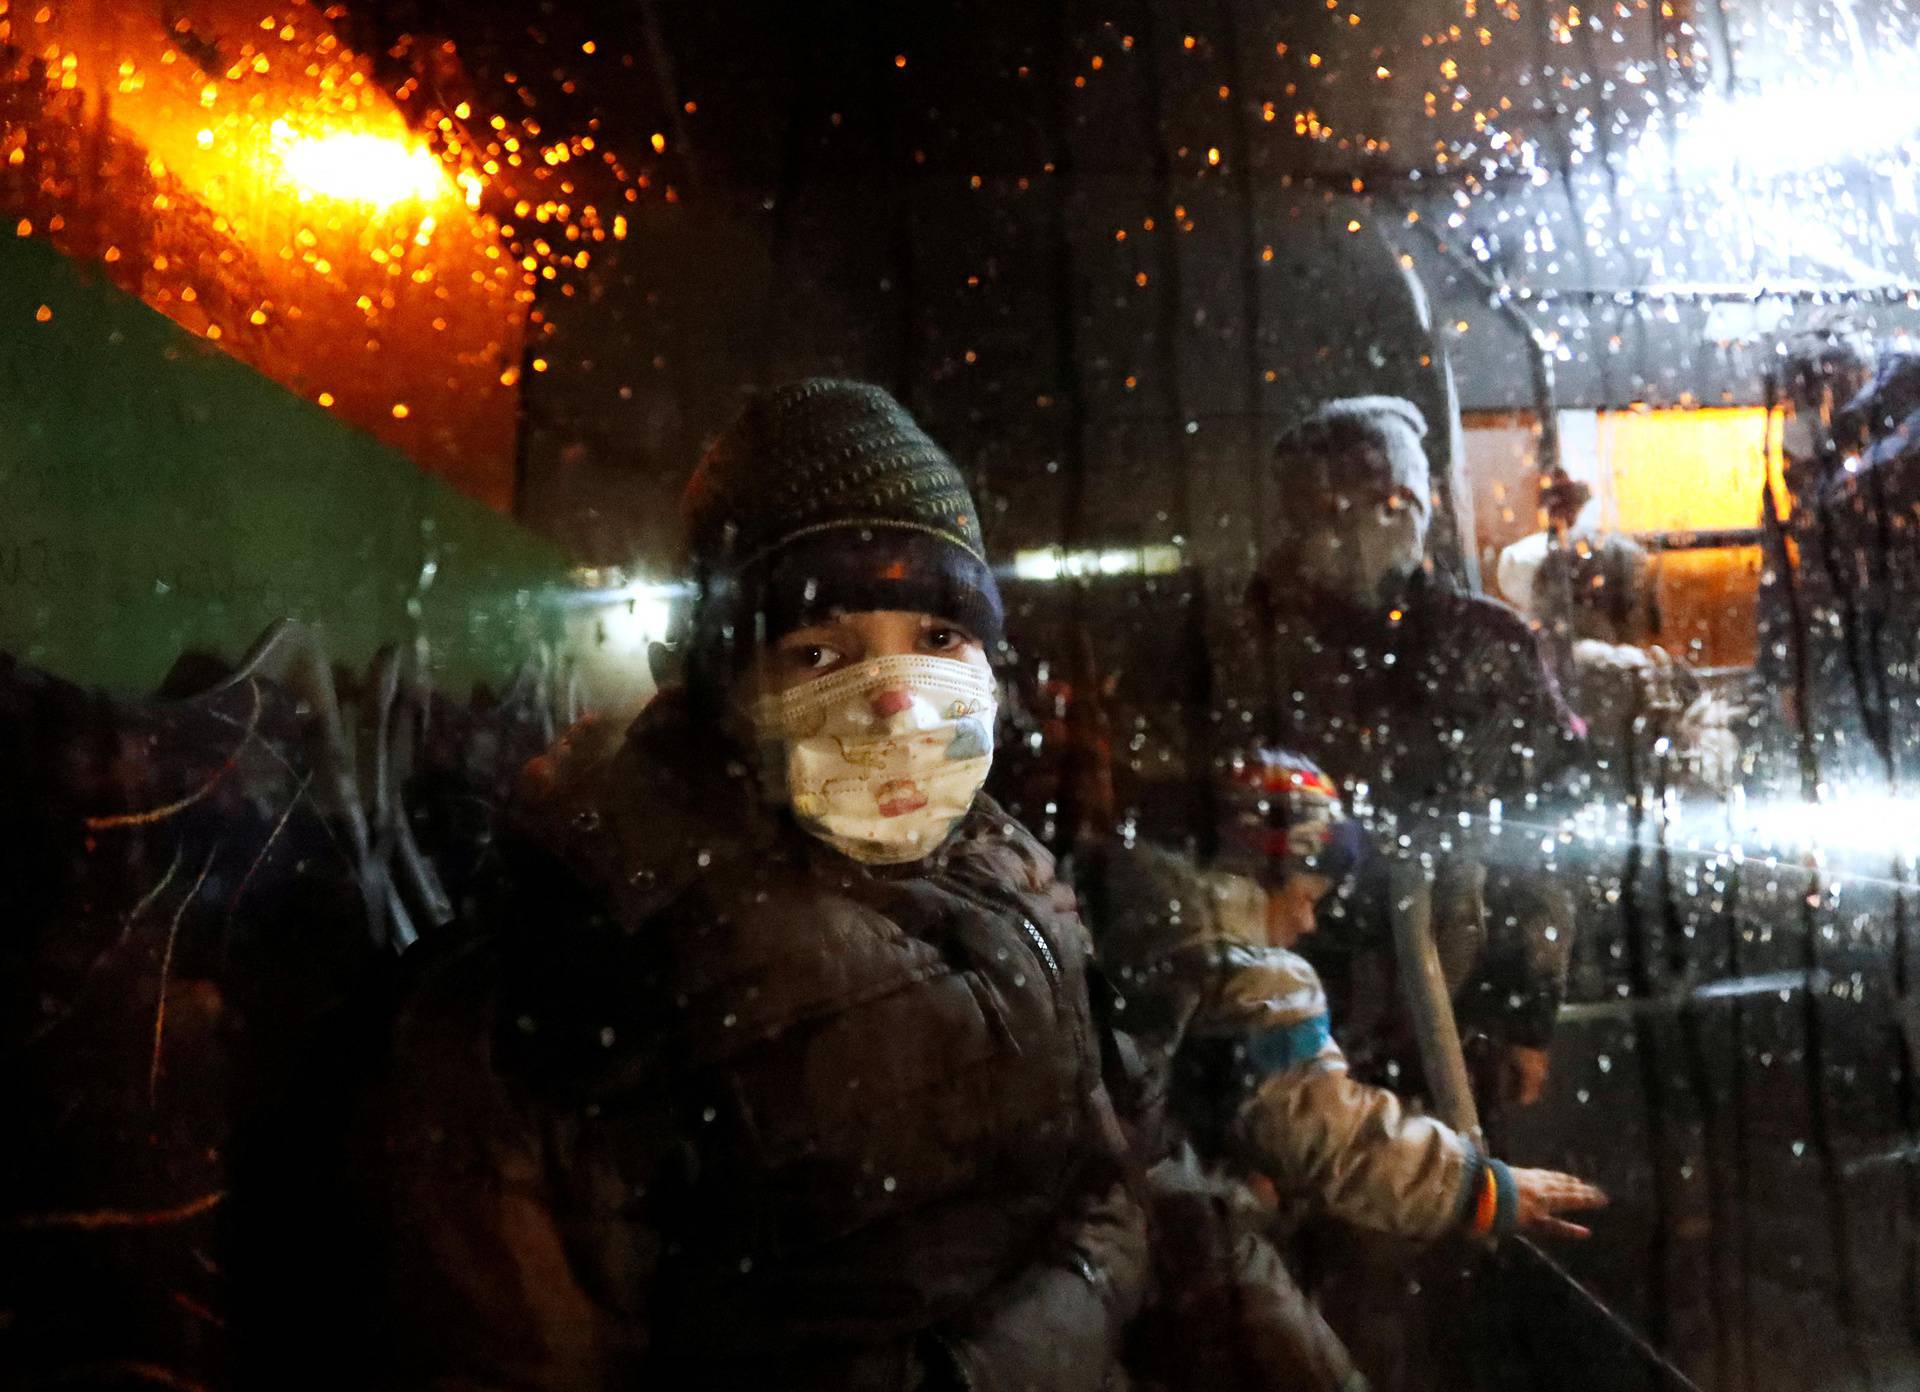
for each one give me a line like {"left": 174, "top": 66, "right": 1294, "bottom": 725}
{"left": 5, "top": 2, "right": 1918, "bottom": 1389}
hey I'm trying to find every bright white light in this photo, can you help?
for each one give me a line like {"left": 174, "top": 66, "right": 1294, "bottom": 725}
{"left": 1011, "top": 544, "right": 1181, "bottom": 582}
{"left": 1014, "top": 549, "right": 1063, "bottom": 582}
{"left": 597, "top": 593, "right": 673, "bottom": 648}
{"left": 582, "top": 582, "right": 676, "bottom": 648}
{"left": 1638, "top": 47, "right": 1920, "bottom": 180}
{"left": 273, "top": 123, "right": 450, "bottom": 207}
{"left": 1733, "top": 793, "right": 1920, "bottom": 862}
{"left": 565, "top": 573, "right": 684, "bottom": 645}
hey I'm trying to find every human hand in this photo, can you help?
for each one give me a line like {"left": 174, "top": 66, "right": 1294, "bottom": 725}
{"left": 1510, "top": 1168, "right": 1608, "bottom": 1239}
{"left": 1500, "top": 1044, "right": 1552, "bottom": 1107}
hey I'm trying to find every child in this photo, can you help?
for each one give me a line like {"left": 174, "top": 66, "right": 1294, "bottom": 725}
{"left": 367, "top": 380, "right": 1145, "bottom": 1390}
{"left": 1083, "top": 748, "right": 1606, "bottom": 1243}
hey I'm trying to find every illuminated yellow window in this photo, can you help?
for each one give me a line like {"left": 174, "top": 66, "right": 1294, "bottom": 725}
{"left": 1596, "top": 406, "right": 1786, "bottom": 534}
{"left": 1593, "top": 407, "right": 1787, "bottom": 669}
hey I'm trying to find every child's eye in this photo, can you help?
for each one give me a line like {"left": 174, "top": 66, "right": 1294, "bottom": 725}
{"left": 922, "top": 625, "right": 973, "bottom": 652}
{"left": 787, "top": 643, "right": 844, "bottom": 671}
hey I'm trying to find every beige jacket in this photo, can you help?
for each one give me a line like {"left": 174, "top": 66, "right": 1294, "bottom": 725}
{"left": 1080, "top": 840, "right": 1501, "bottom": 1243}
{"left": 1217, "top": 946, "right": 1479, "bottom": 1240}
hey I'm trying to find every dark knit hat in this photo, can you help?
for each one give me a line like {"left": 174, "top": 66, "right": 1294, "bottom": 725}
{"left": 681, "top": 380, "right": 1004, "bottom": 662}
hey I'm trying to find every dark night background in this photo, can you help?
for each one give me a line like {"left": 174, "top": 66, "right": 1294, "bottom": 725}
{"left": 337, "top": 0, "right": 1611, "bottom": 578}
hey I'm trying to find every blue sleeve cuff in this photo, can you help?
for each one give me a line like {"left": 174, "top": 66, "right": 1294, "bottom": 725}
{"left": 1242, "top": 1012, "right": 1333, "bottom": 1076}
{"left": 1451, "top": 1149, "right": 1486, "bottom": 1228}
{"left": 1454, "top": 1152, "right": 1520, "bottom": 1238}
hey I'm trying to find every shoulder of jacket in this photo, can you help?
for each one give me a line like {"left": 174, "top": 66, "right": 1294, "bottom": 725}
{"left": 1427, "top": 584, "right": 1533, "bottom": 641}
{"left": 1078, "top": 838, "right": 1244, "bottom": 969}
{"left": 509, "top": 701, "right": 756, "bottom": 922}
{"left": 1081, "top": 836, "right": 1210, "bottom": 902}
{"left": 511, "top": 711, "right": 629, "bottom": 846}
{"left": 1198, "top": 943, "right": 1330, "bottom": 1028}
{"left": 954, "top": 793, "right": 1060, "bottom": 893}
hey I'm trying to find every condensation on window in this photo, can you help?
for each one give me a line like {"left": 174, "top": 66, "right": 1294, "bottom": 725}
{"left": 4, "top": 2, "right": 1920, "bottom": 1390}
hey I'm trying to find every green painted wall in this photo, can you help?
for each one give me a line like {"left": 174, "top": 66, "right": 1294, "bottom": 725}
{"left": 0, "top": 234, "right": 573, "bottom": 695}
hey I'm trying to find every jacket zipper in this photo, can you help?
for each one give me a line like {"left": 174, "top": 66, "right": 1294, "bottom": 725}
{"left": 1020, "top": 916, "right": 1063, "bottom": 999}
{"left": 939, "top": 875, "right": 1064, "bottom": 1007}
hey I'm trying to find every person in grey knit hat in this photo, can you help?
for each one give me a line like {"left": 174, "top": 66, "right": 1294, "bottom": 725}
{"left": 363, "top": 380, "right": 1146, "bottom": 1391}
{"left": 1240, "top": 393, "right": 1580, "bottom": 1094}
{"left": 1225, "top": 399, "right": 1591, "bottom": 1390}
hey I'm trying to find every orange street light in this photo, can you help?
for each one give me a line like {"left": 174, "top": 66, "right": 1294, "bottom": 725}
{"left": 271, "top": 124, "right": 450, "bottom": 208}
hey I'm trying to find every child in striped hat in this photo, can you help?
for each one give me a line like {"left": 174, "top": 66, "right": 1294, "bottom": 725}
{"left": 1091, "top": 749, "right": 1606, "bottom": 1244}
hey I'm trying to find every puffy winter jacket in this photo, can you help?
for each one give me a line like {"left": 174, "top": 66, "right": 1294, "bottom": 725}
{"left": 1218, "top": 947, "right": 1508, "bottom": 1242}
{"left": 364, "top": 690, "right": 1146, "bottom": 1391}
{"left": 1080, "top": 839, "right": 1513, "bottom": 1244}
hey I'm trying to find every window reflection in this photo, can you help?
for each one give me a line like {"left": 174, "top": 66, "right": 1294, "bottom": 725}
{"left": 6, "top": 1, "right": 1920, "bottom": 1389}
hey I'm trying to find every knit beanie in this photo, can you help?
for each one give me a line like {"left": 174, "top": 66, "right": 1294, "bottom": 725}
{"left": 1214, "top": 749, "right": 1366, "bottom": 886}
{"left": 681, "top": 380, "right": 1005, "bottom": 674}
{"left": 1271, "top": 395, "right": 1431, "bottom": 505}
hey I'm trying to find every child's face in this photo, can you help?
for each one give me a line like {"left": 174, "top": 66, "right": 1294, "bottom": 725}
{"left": 748, "top": 609, "right": 990, "bottom": 703}
{"left": 1265, "top": 871, "right": 1333, "bottom": 949}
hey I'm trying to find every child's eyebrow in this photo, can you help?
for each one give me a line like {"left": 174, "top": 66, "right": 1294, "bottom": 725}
{"left": 777, "top": 628, "right": 842, "bottom": 648}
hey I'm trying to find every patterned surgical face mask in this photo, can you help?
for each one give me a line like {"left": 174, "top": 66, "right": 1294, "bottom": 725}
{"left": 750, "top": 653, "right": 998, "bottom": 864}
{"left": 1292, "top": 496, "right": 1429, "bottom": 609}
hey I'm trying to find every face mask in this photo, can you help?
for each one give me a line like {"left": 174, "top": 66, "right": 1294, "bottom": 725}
{"left": 1292, "top": 500, "right": 1429, "bottom": 608}
{"left": 751, "top": 653, "right": 998, "bottom": 864}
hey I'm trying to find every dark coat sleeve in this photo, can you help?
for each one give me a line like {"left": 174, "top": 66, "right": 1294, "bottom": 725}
{"left": 365, "top": 941, "right": 647, "bottom": 1390}
{"left": 1462, "top": 599, "right": 1586, "bottom": 798}
{"left": 1132, "top": 1156, "right": 1359, "bottom": 1392}
{"left": 1456, "top": 864, "right": 1576, "bottom": 1048}
{"left": 936, "top": 1172, "right": 1149, "bottom": 1392}
{"left": 1438, "top": 601, "right": 1582, "bottom": 1047}
{"left": 363, "top": 838, "right": 667, "bottom": 1391}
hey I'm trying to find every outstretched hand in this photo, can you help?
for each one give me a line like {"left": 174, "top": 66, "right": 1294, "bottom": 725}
{"left": 1510, "top": 1168, "right": 1609, "bottom": 1240}
{"left": 1500, "top": 1044, "right": 1552, "bottom": 1107}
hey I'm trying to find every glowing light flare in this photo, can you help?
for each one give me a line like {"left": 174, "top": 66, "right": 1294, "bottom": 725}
{"left": 1732, "top": 793, "right": 1920, "bottom": 866}
{"left": 271, "top": 124, "right": 451, "bottom": 208}
{"left": 1632, "top": 43, "right": 1920, "bottom": 180}
{"left": 1010, "top": 545, "right": 1182, "bottom": 583}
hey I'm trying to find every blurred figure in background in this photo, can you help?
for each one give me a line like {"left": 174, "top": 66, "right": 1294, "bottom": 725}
{"left": 1495, "top": 463, "right": 1598, "bottom": 687}
{"left": 1755, "top": 322, "right": 1879, "bottom": 778}
{"left": 1232, "top": 396, "right": 1583, "bottom": 1113}
{"left": 1819, "top": 348, "right": 1920, "bottom": 784}
{"left": 1530, "top": 534, "right": 1741, "bottom": 795}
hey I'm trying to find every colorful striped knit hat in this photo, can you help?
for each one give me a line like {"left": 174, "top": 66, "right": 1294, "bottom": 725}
{"left": 1214, "top": 748, "right": 1367, "bottom": 885}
